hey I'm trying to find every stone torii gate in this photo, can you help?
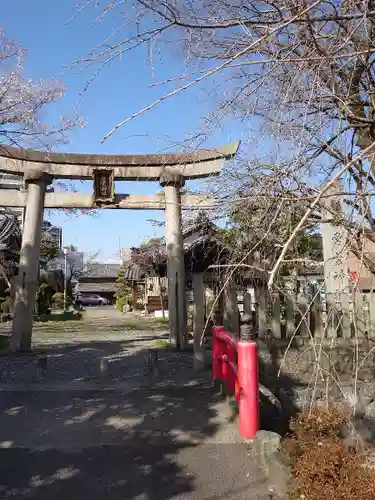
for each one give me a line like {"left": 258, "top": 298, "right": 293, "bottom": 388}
{"left": 0, "top": 143, "right": 239, "bottom": 352}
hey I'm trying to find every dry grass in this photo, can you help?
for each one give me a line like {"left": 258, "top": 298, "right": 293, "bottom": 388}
{"left": 284, "top": 407, "right": 375, "bottom": 500}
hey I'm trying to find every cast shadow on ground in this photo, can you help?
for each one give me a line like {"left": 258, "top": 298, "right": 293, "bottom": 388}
{"left": 0, "top": 386, "right": 219, "bottom": 499}
{"left": 258, "top": 336, "right": 304, "bottom": 436}
{"left": 0, "top": 319, "right": 314, "bottom": 500}
{"left": 0, "top": 336, "right": 272, "bottom": 499}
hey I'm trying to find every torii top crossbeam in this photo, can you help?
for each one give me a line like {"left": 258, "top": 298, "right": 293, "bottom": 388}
{"left": 0, "top": 142, "right": 240, "bottom": 180}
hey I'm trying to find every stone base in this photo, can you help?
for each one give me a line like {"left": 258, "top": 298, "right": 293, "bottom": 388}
{"left": 254, "top": 430, "right": 292, "bottom": 498}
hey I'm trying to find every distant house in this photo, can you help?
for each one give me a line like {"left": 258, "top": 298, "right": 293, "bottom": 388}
{"left": 77, "top": 263, "right": 122, "bottom": 302}
{"left": 285, "top": 234, "right": 375, "bottom": 293}
{"left": 182, "top": 217, "right": 228, "bottom": 278}
{"left": 130, "top": 215, "right": 228, "bottom": 281}
{"left": 128, "top": 216, "right": 229, "bottom": 314}
{"left": 347, "top": 234, "right": 375, "bottom": 292}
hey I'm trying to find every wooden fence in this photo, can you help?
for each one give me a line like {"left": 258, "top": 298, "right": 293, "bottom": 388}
{"left": 189, "top": 274, "right": 375, "bottom": 370}
{"left": 144, "top": 277, "right": 168, "bottom": 300}
{"left": 210, "top": 283, "right": 375, "bottom": 341}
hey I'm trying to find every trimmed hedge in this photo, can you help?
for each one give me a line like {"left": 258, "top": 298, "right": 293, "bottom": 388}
{"left": 52, "top": 292, "right": 72, "bottom": 309}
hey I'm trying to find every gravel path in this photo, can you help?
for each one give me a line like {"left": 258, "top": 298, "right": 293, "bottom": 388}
{"left": 0, "top": 308, "right": 202, "bottom": 387}
{"left": 0, "top": 308, "right": 270, "bottom": 499}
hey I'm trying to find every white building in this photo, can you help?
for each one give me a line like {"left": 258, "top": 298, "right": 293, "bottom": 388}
{"left": 47, "top": 246, "right": 84, "bottom": 281}
{"left": 42, "top": 220, "right": 62, "bottom": 249}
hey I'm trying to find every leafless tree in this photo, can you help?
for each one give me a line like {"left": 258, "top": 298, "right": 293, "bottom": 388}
{"left": 0, "top": 28, "right": 87, "bottom": 290}
{"left": 70, "top": 1, "right": 375, "bottom": 419}
{"left": 72, "top": 1, "right": 375, "bottom": 278}
{"left": 66, "top": 248, "right": 100, "bottom": 289}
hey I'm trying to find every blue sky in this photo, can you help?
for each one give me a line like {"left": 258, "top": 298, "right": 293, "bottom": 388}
{"left": 1, "top": 0, "right": 246, "bottom": 261}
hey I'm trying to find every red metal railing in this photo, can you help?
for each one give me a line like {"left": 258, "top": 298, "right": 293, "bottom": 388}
{"left": 212, "top": 325, "right": 259, "bottom": 439}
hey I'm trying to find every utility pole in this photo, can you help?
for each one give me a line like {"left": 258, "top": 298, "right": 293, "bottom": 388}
{"left": 63, "top": 247, "right": 68, "bottom": 312}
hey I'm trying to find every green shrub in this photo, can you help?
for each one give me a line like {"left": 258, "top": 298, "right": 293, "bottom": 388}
{"left": 37, "top": 283, "right": 54, "bottom": 315}
{"left": 1, "top": 298, "right": 11, "bottom": 314}
{"left": 0, "top": 335, "right": 9, "bottom": 350}
{"left": 116, "top": 296, "right": 125, "bottom": 311}
{"left": 52, "top": 292, "right": 64, "bottom": 309}
{"left": 187, "top": 304, "right": 194, "bottom": 332}
{"left": 153, "top": 317, "right": 169, "bottom": 326}
{"left": 116, "top": 295, "right": 131, "bottom": 311}
{"left": 52, "top": 292, "right": 72, "bottom": 309}
{"left": 152, "top": 339, "right": 170, "bottom": 348}
{"left": 37, "top": 310, "right": 83, "bottom": 322}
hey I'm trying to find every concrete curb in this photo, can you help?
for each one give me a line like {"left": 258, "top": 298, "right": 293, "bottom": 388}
{"left": 254, "top": 430, "right": 292, "bottom": 498}
{"left": 0, "top": 380, "right": 213, "bottom": 392}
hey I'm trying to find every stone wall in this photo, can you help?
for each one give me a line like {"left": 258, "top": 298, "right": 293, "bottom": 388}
{"left": 258, "top": 338, "right": 375, "bottom": 413}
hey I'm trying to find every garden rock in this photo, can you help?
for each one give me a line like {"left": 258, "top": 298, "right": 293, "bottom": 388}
{"left": 365, "top": 401, "right": 375, "bottom": 421}
{"left": 255, "top": 430, "right": 281, "bottom": 472}
{"left": 254, "top": 430, "right": 292, "bottom": 498}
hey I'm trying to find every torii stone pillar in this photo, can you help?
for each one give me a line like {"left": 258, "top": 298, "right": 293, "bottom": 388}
{"left": 10, "top": 170, "right": 52, "bottom": 352}
{"left": 160, "top": 170, "right": 187, "bottom": 350}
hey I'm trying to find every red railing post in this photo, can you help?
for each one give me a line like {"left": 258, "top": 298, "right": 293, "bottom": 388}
{"left": 212, "top": 326, "right": 225, "bottom": 382}
{"left": 225, "top": 334, "right": 237, "bottom": 392}
{"left": 238, "top": 314, "right": 259, "bottom": 439}
{"left": 213, "top": 318, "right": 259, "bottom": 439}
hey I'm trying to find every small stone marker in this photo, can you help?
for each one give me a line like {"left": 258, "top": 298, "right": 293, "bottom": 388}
{"left": 99, "top": 358, "right": 108, "bottom": 378}
{"left": 36, "top": 355, "right": 47, "bottom": 375}
{"left": 254, "top": 430, "right": 292, "bottom": 498}
{"left": 148, "top": 349, "right": 159, "bottom": 376}
{"left": 255, "top": 430, "right": 281, "bottom": 473}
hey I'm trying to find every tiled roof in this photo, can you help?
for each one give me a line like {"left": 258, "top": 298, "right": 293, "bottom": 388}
{"left": 123, "top": 264, "right": 146, "bottom": 281}
{"left": 78, "top": 281, "right": 117, "bottom": 293}
{"left": 182, "top": 219, "right": 216, "bottom": 238}
{"left": 79, "top": 262, "right": 147, "bottom": 282}
{"left": 81, "top": 263, "right": 121, "bottom": 279}
{"left": 183, "top": 233, "right": 220, "bottom": 252}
